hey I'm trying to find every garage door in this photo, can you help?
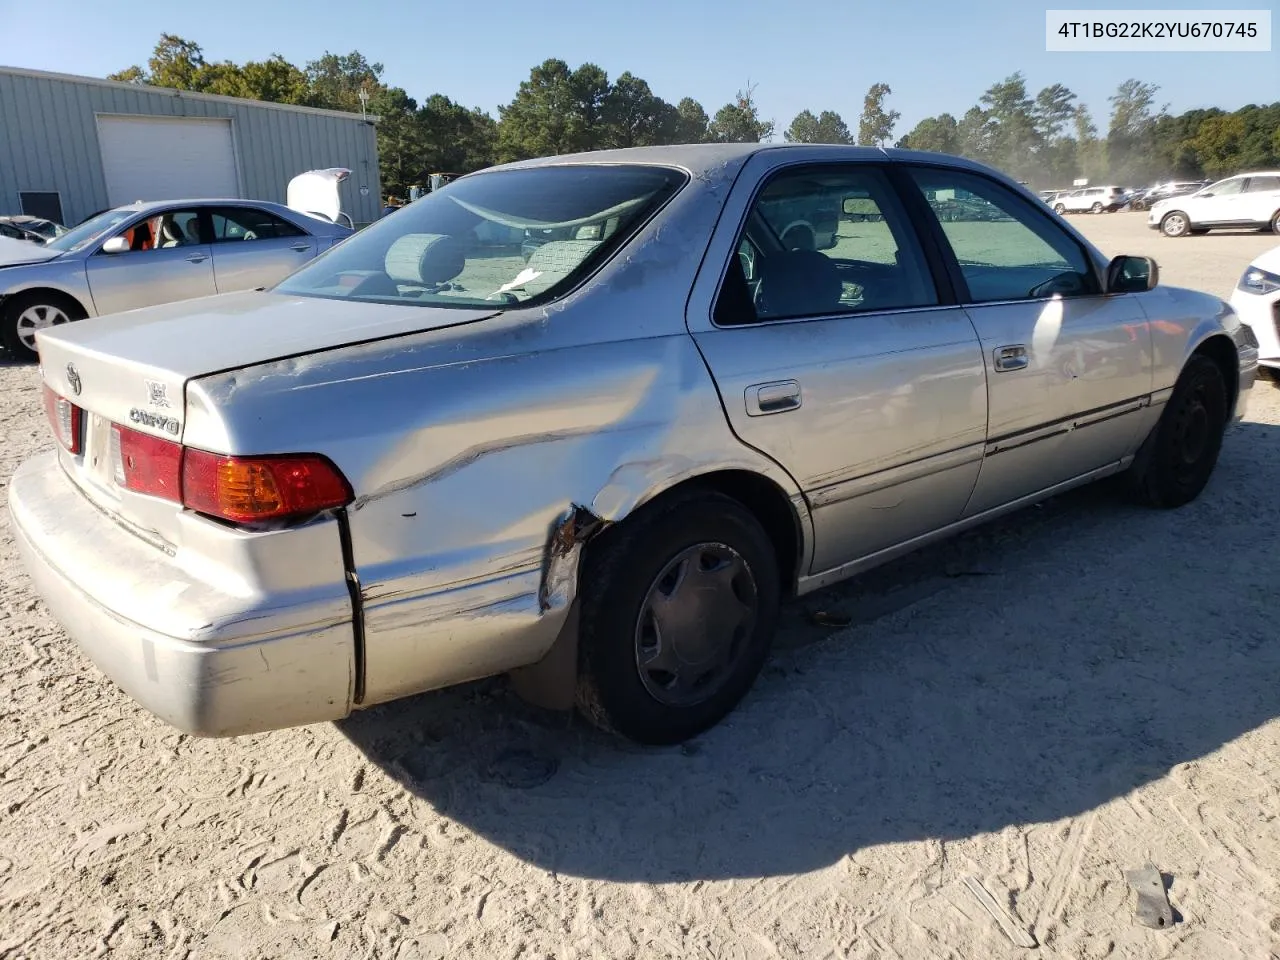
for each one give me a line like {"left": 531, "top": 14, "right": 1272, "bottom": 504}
{"left": 97, "top": 116, "right": 239, "bottom": 206}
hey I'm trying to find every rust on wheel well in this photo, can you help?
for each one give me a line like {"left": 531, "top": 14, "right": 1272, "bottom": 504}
{"left": 1193, "top": 334, "right": 1240, "bottom": 412}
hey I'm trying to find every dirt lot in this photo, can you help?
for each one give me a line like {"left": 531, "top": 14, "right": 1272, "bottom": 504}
{"left": 2, "top": 213, "right": 1279, "bottom": 960}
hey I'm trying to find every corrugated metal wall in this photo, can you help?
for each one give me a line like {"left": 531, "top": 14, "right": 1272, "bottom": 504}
{"left": 0, "top": 67, "right": 382, "bottom": 226}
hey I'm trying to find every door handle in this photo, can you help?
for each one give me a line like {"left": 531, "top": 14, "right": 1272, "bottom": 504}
{"left": 290, "top": 242, "right": 311, "bottom": 252}
{"left": 185, "top": 253, "right": 207, "bottom": 263}
{"left": 993, "top": 345, "right": 1029, "bottom": 372}
{"left": 745, "top": 380, "right": 801, "bottom": 416}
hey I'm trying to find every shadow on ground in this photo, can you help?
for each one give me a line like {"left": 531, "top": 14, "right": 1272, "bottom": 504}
{"left": 339, "top": 420, "right": 1279, "bottom": 882}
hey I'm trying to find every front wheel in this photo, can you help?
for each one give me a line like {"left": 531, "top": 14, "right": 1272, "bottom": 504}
{"left": 576, "top": 490, "right": 780, "bottom": 745}
{"left": 1161, "top": 211, "right": 1191, "bottom": 238}
{"left": 1125, "top": 355, "right": 1228, "bottom": 508}
{"left": 1271, "top": 210, "right": 1280, "bottom": 234}
{"left": 1054, "top": 203, "right": 1066, "bottom": 214}
{"left": 1091, "top": 201, "right": 1104, "bottom": 213}
{"left": 1, "top": 291, "right": 87, "bottom": 360}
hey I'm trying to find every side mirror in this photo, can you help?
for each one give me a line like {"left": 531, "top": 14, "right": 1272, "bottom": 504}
{"left": 101, "top": 236, "right": 129, "bottom": 254}
{"left": 1107, "top": 254, "right": 1158, "bottom": 294}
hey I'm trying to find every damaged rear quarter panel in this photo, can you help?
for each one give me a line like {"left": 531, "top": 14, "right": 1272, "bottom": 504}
{"left": 182, "top": 155, "right": 807, "bottom": 707}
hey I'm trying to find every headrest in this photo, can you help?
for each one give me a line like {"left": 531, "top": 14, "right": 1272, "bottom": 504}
{"left": 758, "top": 250, "right": 843, "bottom": 319}
{"left": 384, "top": 233, "right": 466, "bottom": 285}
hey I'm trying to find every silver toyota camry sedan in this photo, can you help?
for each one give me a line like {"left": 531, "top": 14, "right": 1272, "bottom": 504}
{"left": 0, "top": 199, "right": 353, "bottom": 358}
{"left": 11, "top": 144, "right": 1258, "bottom": 745}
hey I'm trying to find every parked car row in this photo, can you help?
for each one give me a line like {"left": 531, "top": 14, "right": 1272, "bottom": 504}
{"left": 1148, "top": 171, "right": 1280, "bottom": 237}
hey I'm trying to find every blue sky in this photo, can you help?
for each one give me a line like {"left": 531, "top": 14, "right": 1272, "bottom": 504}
{"left": 1, "top": 0, "right": 1276, "bottom": 135}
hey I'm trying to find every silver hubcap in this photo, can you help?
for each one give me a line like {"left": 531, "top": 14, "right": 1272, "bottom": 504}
{"left": 16, "top": 304, "right": 69, "bottom": 350}
{"left": 1164, "top": 215, "right": 1187, "bottom": 236}
{"left": 634, "top": 542, "right": 758, "bottom": 706}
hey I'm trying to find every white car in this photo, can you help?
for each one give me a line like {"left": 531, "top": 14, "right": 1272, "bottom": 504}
{"left": 1148, "top": 172, "right": 1280, "bottom": 238}
{"left": 1052, "top": 186, "right": 1124, "bottom": 215}
{"left": 1230, "top": 244, "right": 1280, "bottom": 382}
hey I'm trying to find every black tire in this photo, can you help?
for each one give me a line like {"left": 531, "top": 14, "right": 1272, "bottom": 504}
{"left": 1160, "top": 211, "right": 1191, "bottom": 238}
{"left": 2, "top": 290, "right": 86, "bottom": 360}
{"left": 1271, "top": 210, "right": 1280, "bottom": 235}
{"left": 1125, "top": 355, "right": 1228, "bottom": 509}
{"left": 1054, "top": 203, "right": 1066, "bottom": 214}
{"left": 1091, "top": 201, "right": 1103, "bottom": 213}
{"left": 576, "top": 490, "right": 781, "bottom": 745}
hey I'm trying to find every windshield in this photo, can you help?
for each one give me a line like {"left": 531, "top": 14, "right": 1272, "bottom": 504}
{"left": 276, "top": 164, "right": 686, "bottom": 309}
{"left": 45, "top": 209, "right": 135, "bottom": 253}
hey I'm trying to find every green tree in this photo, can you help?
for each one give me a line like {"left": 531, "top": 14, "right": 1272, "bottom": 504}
{"left": 304, "top": 51, "right": 383, "bottom": 112}
{"left": 956, "top": 106, "right": 994, "bottom": 162}
{"left": 1190, "top": 114, "right": 1249, "bottom": 177}
{"left": 418, "top": 94, "right": 498, "bottom": 172}
{"left": 1107, "top": 79, "right": 1165, "bottom": 183}
{"left": 1073, "top": 104, "right": 1107, "bottom": 182}
{"left": 107, "top": 65, "right": 147, "bottom": 84}
{"left": 708, "top": 85, "right": 773, "bottom": 143}
{"left": 602, "top": 72, "right": 676, "bottom": 147}
{"left": 901, "top": 113, "right": 959, "bottom": 154}
{"left": 978, "top": 73, "right": 1040, "bottom": 178}
{"left": 784, "top": 109, "right": 853, "bottom": 144}
{"left": 496, "top": 59, "right": 613, "bottom": 160}
{"left": 857, "top": 83, "right": 900, "bottom": 146}
{"left": 673, "top": 97, "right": 710, "bottom": 143}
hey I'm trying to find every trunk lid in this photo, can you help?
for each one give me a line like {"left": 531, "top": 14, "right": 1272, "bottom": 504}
{"left": 37, "top": 290, "right": 495, "bottom": 542}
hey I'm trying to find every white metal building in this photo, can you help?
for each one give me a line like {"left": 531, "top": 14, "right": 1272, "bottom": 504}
{"left": 0, "top": 66, "right": 382, "bottom": 226}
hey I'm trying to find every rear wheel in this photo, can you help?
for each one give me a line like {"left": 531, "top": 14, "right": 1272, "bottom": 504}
{"left": 1054, "top": 203, "right": 1066, "bottom": 214}
{"left": 1161, "top": 211, "right": 1191, "bottom": 238}
{"left": 1, "top": 291, "right": 86, "bottom": 360}
{"left": 576, "top": 490, "right": 780, "bottom": 745}
{"left": 1125, "top": 355, "right": 1228, "bottom": 508}
{"left": 1271, "top": 210, "right": 1280, "bottom": 234}
{"left": 1091, "top": 201, "right": 1103, "bottom": 213}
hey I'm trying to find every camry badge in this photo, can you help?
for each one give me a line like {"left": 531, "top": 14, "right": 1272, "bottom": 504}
{"left": 145, "top": 379, "right": 171, "bottom": 408}
{"left": 66, "top": 363, "right": 82, "bottom": 396}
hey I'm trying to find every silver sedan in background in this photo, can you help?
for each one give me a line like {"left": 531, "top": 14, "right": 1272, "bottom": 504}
{"left": 0, "top": 199, "right": 352, "bottom": 357}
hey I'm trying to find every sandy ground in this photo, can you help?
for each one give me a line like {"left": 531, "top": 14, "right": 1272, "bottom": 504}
{"left": 2, "top": 213, "right": 1280, "bottom": 960}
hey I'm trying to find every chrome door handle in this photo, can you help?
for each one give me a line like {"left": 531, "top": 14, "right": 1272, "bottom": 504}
{"left": 185, "top": 253, "right": 207, "bottom": 263}
{"left": 290, "top": 242, "right": 311, "bottom": 252}
{"left": 993, "top": 345, "right": 1029, "bottom": 372}
{"left": 746, "top": 379, "right": 801, "bottom": 416}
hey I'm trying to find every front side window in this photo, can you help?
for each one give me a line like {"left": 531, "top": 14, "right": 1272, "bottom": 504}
{"left": 907, "top": 167, "right": 1099, "bottom": 303}
{"left": 276, "top": 165, "right": 686, "bottom": 309}
{"left": 715, "top": 166, "right": 937, "bottom": 325}
{"left": 104, "top": 209, "right": 205, "bottom": 253}
{"left": 209, "top": 206, "right": 305, "bottom": 242}
{"left": 1203, "top": 177, "right": 1246, "bottom": 197}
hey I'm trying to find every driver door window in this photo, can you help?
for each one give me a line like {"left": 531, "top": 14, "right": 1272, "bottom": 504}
{"left": 716, "top": 167, "right": 937, "bottom": 325}
{"left": 906, "top": 168, "right": 1098, "bottom": 303}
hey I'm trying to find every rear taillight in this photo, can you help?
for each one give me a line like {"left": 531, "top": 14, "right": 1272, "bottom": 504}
{"left": 182, "top": 450, "right": 352, "bottom": 524}
{"left": 111, "top": 425, "right": 183, "bottom": 501}
{"left": 42, "top": 384, "right": 82, "bottom": 454}
{"left": 110, "top": 424, "right": 352, "bottom": 524}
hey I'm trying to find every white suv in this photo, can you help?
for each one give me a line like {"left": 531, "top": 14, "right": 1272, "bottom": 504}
{"left": 1052, "top": 186, "right": 1123, "bottom": 214}
{"left": 1148, "top": 172, "right": 1280, "bottom": 237}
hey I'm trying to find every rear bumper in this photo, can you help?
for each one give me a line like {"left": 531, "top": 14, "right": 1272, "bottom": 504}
{"left": 10, "top": 452, "right": 355, "bottom": 737}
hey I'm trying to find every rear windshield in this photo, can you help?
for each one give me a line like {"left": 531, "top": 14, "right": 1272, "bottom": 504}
{"left": 276, "top": 164, "right": 686, "bottom": 309}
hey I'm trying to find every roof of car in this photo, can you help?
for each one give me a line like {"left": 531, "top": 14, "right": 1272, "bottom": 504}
{"left": 482, "top": 142, "right": 998, "bottom": 179}
{"left": 107, "top": 198, "right": 298, "bottom": 214}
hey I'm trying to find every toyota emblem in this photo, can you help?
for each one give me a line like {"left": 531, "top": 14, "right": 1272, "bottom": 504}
{"left": 66, "top": 363, "right": 81, "bottom": 396}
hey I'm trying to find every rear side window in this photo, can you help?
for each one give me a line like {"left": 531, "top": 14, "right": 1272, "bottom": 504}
{"left": 907, "top": 168, "right": 1100, "bottom": 303}
{"left": 715, "top": 166, "right": 937, "bottom": 325}
{"left": 208, "top": 207, "right": 306, "bottom": 241}
{"left": 1247, "top": 176, "right": 1280, "bottom": 193}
